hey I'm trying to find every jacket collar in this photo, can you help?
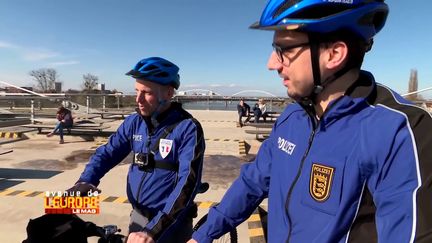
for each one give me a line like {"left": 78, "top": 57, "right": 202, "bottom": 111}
{"left": 139, "top": 102, "right": 185, "bottom": 132}
{"left": 289, "top": 70, "right": 376, "bottom": 129}
{"left": 319, "top": 70, "right": 376, "bottom": 126}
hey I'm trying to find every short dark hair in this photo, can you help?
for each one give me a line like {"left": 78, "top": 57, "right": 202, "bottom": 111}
{"left": 316, "top": 29, "right": 370, "bottom": 69}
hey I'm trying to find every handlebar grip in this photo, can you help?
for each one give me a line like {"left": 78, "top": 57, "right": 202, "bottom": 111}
{"left": 197, "top": 182, "right": 209, "bottom": 194}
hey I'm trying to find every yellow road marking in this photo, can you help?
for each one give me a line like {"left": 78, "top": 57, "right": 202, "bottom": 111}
{"left": 249, "top": 228, "right": 264, "bottom": 237}
{"left": 248, "top": 214, "right": 261, "bottom": 222}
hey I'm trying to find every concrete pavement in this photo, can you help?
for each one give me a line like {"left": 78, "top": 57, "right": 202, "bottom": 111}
{"left": 0, "top": 110, "right": 266, "bottom": 243}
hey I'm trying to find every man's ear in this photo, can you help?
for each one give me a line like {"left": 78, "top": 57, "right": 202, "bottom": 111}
{"left": 325, "top": 41, "right": 348, "bottom": 70}
{"left": 167, "top": 86, "right": 175, "bottom": 98}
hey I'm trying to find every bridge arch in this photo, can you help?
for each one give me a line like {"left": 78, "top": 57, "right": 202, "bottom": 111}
{"left": 230, "top": 90, "right": 278, "bottom": 97}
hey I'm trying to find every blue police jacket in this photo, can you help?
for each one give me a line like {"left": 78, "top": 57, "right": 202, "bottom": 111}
{"left": 193, "top": 71, "right": 432, "bottom": 243}
{"left": 78, "top": 102, "right": 205, "bottom": 240}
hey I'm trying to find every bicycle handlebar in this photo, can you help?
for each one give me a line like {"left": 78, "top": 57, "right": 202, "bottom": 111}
{"left": 197, "top": 182, "right": 209, "bottom": 194}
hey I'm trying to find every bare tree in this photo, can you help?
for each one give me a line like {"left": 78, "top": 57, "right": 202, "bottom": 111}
{"left": 29, "top": 68, "right": 59, "bottom": 92}
{"left": 82, "top": 73, "right": 99, "bottom": 91}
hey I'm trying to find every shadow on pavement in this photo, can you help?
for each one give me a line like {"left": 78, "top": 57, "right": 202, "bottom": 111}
{"left": 0, "top": 168, "right": 62, "bottom": 179}
{"left": 0, "top": 178, "right": 25, "bottom": 190}
{"left": 12, "top": 149, "right": 96, "bottom": 171}
{"left": 0, "top": 168, "right": 63, "bottom": 190}
{"left": 202, "top": 154, "right": 256, "bottom": 189}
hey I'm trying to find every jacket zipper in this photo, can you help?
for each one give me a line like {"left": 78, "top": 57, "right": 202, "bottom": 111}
{"left": 136, "top": 133, "right": 152, "bottom": 204}
{"left": 285, "top": 116, "right": 318, "bottom": 243}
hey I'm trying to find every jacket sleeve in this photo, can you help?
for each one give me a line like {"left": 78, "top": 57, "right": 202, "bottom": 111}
{"left": 366, "top": 117, "right": 431, "bottom": 243}
{"left": 144, "top": 118, "right": 205, "bottom": 240}
{"left": 78, "top": 119, "right": 132, "bottom": 186}
{"left": 192, "top": 132, "right": 273, "bottom": 243}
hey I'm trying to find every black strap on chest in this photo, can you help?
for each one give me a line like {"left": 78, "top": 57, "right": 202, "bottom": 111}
{"left": 134, "top": 118, "right": 188, "bottom": 172}
{"left": 150, "top": 121, "right": 183, "bottom": 171}
{"left": 150, "top": 121, "right": 180, "bottom": 153}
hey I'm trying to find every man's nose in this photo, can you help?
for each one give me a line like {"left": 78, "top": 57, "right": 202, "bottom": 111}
{"left": 267, "top": 51, "right": 282, "bottom": 71}
{"left": 136, "top": 92, "right": 144, "bottom": 103}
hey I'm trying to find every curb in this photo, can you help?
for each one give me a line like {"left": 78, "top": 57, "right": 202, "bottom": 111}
{"left": 239, "top": 140, "right": 247, "bottom": 155}
{"left": 247, "top": 207, "right": 266, "bottom": 243}
{"left": 205, "top": 138, "right": 240, "bottom": 142}
{"left": 0, "top": 131, "right": 21, "bottom": 139}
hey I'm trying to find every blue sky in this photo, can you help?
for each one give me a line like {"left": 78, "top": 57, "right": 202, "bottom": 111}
{"left": 0, "top": 0, "right": 430, "bottom": 97}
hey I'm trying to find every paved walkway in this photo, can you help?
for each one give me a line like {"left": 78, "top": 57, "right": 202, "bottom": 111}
{"left": 0, "top": 110, "right": 266, "bottom": 243}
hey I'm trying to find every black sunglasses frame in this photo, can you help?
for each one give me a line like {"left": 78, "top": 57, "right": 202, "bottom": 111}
{"left": 272, "top": 42, "right": 310, "bottom": 63}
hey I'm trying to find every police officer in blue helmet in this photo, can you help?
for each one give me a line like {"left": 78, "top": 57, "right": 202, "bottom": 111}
{"left": 190, "top": 1, "right": 432, "bottom": 243}
{"left": 68, "top": 57, "right": 206, "bottom": 243}
{"left": 126, "top": 57, "right": 180, "bottom": 122}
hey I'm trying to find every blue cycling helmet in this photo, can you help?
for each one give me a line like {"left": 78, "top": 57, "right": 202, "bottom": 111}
{"left": 250, "top": 0, "right": 389, "bottom": 41}
{"left": 126, "top": 57, "right": 180, "bottom": 89}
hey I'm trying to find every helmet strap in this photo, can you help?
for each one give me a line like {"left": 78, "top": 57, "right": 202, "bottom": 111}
{"left": 299, "top": 34, "right": 322, "bottom": 104}
{"left": 304, "top": 33, "right": 354, "bottom": 104}
{"left": 150, "top": 90, "right": 170, "bottom": 128}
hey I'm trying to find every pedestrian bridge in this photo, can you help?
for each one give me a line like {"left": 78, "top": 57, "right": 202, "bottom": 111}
{"left": 176, "top": 89, "right": 282, "bottom": 99}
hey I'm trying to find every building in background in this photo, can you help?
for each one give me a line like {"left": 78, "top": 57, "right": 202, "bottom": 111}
{"left": 55, "top": 82, "right": 62, "bottom": 93}
{"left": 407, "top": 69, "right": 418, "bottom": 100}
{"left": 97, "top": 83, "right": 105, "bottom": 91}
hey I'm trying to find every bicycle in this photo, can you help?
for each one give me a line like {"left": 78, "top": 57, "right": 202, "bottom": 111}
{"left": 23, "top": 213, "right": 125, "bottom": 243}
{"left": 192, "top": 183, "right": 238, "bottom": 243}
{"left": 23, "top": 182, "right": 237, "bottom": 243}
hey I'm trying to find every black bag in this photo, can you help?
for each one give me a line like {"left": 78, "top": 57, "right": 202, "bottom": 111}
{"left": 23, "top": 214, "right": 100, "bottom": 243}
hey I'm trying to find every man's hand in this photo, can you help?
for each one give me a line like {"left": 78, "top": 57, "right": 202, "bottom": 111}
{"left": 187, "top": 239, "right": 198, "bottom": 243}
{"left": 127, "top": 232, "right": 154, "bottom": 243}
{"left": 66, "top": 182, "right": 101, "bottom": 196}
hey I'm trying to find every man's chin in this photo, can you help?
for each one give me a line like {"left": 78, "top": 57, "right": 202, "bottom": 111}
{"left": 287, "top": 91, "right": 301, "bottom": 102}
{"left": 138, "top": 109, "right": 150, "bottom": 116}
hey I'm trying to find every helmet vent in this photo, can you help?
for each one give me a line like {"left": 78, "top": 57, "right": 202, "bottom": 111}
{"left": 358, "top": 9, "right": 387, "bottom": 31}
{"left": 372, "top": 11, "right": 387, "bottom": 30}
{"left": 142, "top": 64, "right": 158, "bottom": 72}
{"left": 289, "top": 4, "right": 354, "bottom": 20}
{"left": 273, "top": 0, "right": 302, "bottom": 19}
{"left": 154, "top": 72, "right": 169, "bottom": 78}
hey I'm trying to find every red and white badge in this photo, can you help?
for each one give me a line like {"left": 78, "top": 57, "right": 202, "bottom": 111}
{"left": 159, "top": 139, "right": 173, "bottom": 159}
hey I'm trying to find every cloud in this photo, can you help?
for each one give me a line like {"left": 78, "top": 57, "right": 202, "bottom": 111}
{"left": 209, "top": 83, "right": 240, "bottom": 88}
{"left": 209, "top": 84, "right": 223, "bottom": 87}
{"left": 48, "top": 60, "right": 80, "bottom": 66}
{"left": 22, "top": 49, "right": 60, "bottom": 61}
{"left": 182, "top": 84, "right": 201, "bottom": 88}
{"left": 182, "top": 83, "right": 242, "bottom": 90}
{"left": 0, "top": 73, "right": 33, "bottom": 87}
{"left": 0, "top": 39, "right": 65, "bottom": 61}
{"left": 0, "top": 41, "right": 18, "bottom": 49}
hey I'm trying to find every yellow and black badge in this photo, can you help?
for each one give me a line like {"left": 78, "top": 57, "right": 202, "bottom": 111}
{"left": 310, "top": 163, "right": 334, "bottom": 202}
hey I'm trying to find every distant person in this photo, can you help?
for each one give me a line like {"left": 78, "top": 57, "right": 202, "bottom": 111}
{"left": 258, "top": 98, "right": 268, "bottom": 122}
{"left": 189, "top": 1, "right": 432, "bottom": 243}
{"left": 252, "top": 103, "right": 262, "bottom": 123}
{"left": 46, "top": 106, "right": 73, "bottom": 144}
{"left": 67, "top": 57, "right": 205, "bottom": 243}
{"left": 237, "top": 99, "right": 250, "bottom": 127}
